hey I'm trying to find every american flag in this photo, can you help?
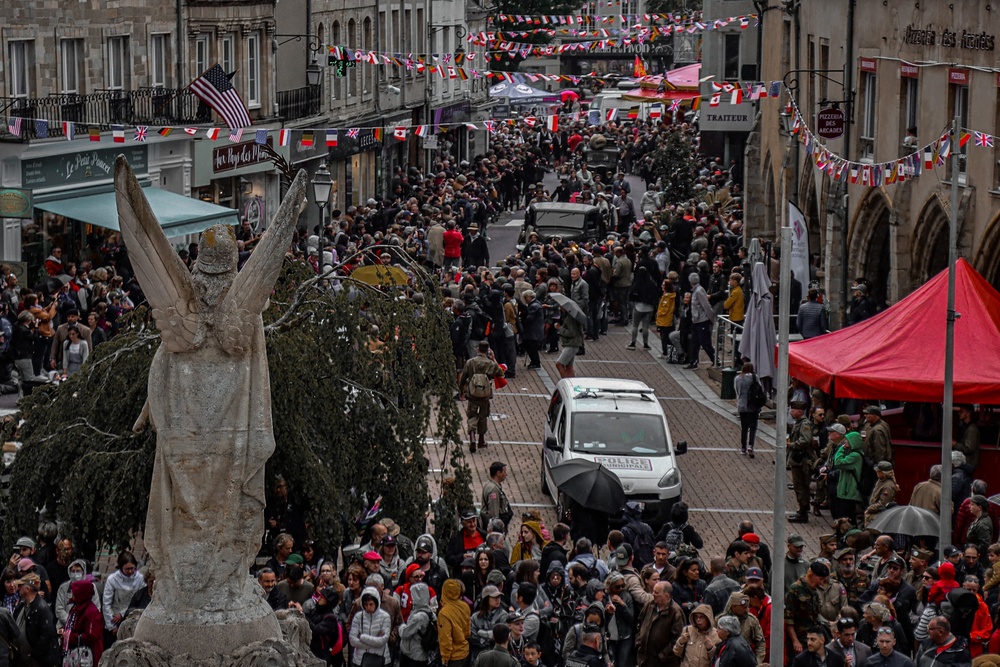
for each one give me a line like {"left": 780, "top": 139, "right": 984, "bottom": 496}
{"left": 134, "top": 126, "right": 148, "bottom": 142}
{"left": 188, "top": 64, "right": 252, "bottom": 130}
{"left": 347, "top": 127, "right": 360, "bottom": 139}
{"left": 229, "top": 128, "right": 243, "bottom": 143}
{"left": 7, "top": 117, "right": 22, "bottom": 137}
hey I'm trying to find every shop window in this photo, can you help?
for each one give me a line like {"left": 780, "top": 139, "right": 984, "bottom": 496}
{"left": 247, "top": 32, "right": 261, "bottom": 108}
{"left": 859, "top": 71, "right": 877, "bottom": 161}
{"left": 900, "top": 77, "right": 918, "bottom": 149}
{"left": 723, "top": 34, "right": 740, "bottom": 81}
{"left": 194, "top": 35, "right": 210, "bottom": 78}
{"left": 60, "top": 39, "right": 84, "bottom": 95}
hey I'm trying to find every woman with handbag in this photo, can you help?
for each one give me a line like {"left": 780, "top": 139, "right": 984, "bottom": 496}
{"left": 62, "top": 579, "right": 103, "bottom": 667}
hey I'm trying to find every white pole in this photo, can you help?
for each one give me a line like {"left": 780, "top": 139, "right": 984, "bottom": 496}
{"left": 769, "top": 225, "right": 793, "bottom": 667}
{"left": 940, "top": 115, "right": 960, "bottom": 547}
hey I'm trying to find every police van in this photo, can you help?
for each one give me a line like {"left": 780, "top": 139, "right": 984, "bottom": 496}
{"left": 541, "top": 377, "right": 686, "bottom": 527}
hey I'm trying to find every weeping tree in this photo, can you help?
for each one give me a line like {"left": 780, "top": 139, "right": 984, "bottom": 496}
{"left": 3, "top": 258, "right": 473, "bottom": 558}
{"left": 651, "top": 129, "right": 697, "bottom": 204}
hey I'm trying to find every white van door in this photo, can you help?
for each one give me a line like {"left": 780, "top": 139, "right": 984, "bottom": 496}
{"left": 542, "top": 391, "right": 566, "bottom": 495}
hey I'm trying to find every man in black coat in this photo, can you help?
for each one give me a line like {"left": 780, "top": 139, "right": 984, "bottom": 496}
{"left": 13, "top": 573, "right": 59, "bottom": 667}
{"left": 826, "top": 617, "right": 872, "bottom": 667}
{"left": 445, "top": 510, "right": 487, "bottom": 575}
{"left": 792, "top": 627, "right": 844, "bottom": 667}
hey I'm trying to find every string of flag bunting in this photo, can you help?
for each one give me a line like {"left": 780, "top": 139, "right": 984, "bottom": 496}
{"left": 479, "top": 13, "right": 754, "bottom": 37}
{"left": 784, "top": 94, "right": 987, "bottom": 187}
{"left": 487, "top": 11, "right": 707, "bottom": 24}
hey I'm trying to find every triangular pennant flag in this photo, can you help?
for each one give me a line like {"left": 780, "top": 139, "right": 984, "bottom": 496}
{"left": 326, "top": 129, "right": 339, "bottom": 147}
{"left": 279, "top": 129, "right": 291, "bottom": 146}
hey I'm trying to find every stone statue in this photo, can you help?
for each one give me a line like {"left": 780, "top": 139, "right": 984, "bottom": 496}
{"left": 104, "top": 157, "right": 318, "bottom": 666}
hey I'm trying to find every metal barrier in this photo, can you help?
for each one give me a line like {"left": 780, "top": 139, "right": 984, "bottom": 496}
{"left": 714, "top": 315, "right": 744, "bottom": 370}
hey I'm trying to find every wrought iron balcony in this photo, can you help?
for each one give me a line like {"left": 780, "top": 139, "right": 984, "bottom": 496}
{"left": 277, "top": 85, "right": 323, "bottom": 121}
{"left": 1, "top": 88, "right": 212, "bottom": 140}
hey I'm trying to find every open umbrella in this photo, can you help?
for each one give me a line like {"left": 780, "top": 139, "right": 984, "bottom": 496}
{"left": 867, "top": 504, "right": 940, "bottom": 537}
{"left": 549, "top": 293, "right": 587, "bottom": 325}
{"left": 351, "top": 264, "right": 409, "bottom": 287}
{"left": 550, "top": 459, "right": 625, "bottom": 515}
{"left": 740, "top": 261, "right": 776, "bottom": 380}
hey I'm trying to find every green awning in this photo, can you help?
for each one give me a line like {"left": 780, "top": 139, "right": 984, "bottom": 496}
{"left": 34, "top": 187, "right": 239, "bottom": 238}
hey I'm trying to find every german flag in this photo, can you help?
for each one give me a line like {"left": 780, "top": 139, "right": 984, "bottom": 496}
{"left": 373, "top": 128, "right": 383, "bottom": 141}
{"left": 457, "top": 68, "right": 469, "bottom": 80}
{"left": 89, "top": 126, "right": 101, "bottom": 142}
{"left": 627, "top": 107, "right": 639, "bottom": 120}
{"left": 158, "top": 127, "right": 173, "bottom": 137}
{"left": 301, "top": 131, "right": 314, "bottom": 147}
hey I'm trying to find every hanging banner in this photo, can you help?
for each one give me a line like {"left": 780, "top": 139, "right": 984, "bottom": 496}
{"left": 788, "top": 201, "right": 810, "bottom": 289}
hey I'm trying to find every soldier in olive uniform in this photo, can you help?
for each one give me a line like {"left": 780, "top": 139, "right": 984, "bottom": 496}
{"left": 864, "top": 461, "right": 898, "bottom": 526}
{"left": 459, "top": 340, "right": 504, "bottom": 452}
{"left": 788, "top": 400, "right": 815, "bottom": 523}
{"left": 832, "top": 548, "right": 870, "bottom": 612}
{"left": 861, "top": 405, "right": 893, "bottom": 463}
{"left": 785, "top": 561, "right": 829, "bottom": 656}
{"left": 814, "top": 557, "right": 847, "bottom": 632}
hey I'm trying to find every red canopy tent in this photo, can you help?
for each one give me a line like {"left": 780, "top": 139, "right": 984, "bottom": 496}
{"left": 621, "top": 63, "right": 701, "bottom": 102}
{"left": 788, "top": 259, "right": 1000, "bottom": 403}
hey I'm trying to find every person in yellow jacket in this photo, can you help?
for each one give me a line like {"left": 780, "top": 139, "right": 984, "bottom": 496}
{"left": 655, "top": 279, "right": 677, "bottom": 359}
{"left": 723, "top": 274, "right": 745, "bottom": 325}
{"left": 510, "top": 521, "right": 548, "bottom": 564}
{"left": 438, "top": 579, "right": 471, "bottom": 667}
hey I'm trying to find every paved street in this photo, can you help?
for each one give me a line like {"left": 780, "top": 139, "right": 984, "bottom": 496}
{"left": 428, "top": 173, "right": 833, "bottom": 564}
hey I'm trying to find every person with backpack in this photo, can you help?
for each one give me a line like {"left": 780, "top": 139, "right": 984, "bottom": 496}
{"left": 307, "top": 586, "right": 345, "bottom": 666}
{"left": 733, "top": 362, "right": 765, "bottom": 458}
{"left": 459, "top": 341, "right": 504, "bottom": 453}
{"left": 399, "top": 582, "right": 438, "bottom": 667}
{"left": 620, "top": 502, "right": 656, "bottom": 569}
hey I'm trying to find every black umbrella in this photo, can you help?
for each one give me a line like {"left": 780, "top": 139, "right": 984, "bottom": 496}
{"left": 550, "top": 458, "right": 625, "bottom": 515}
{"left": 866, "top": 504, "right": 939, "bottom": 537}
{"left": 549, "top": 293, "right": 588, "bottom": 326}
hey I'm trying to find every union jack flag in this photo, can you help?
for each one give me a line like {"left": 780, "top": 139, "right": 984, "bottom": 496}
{"left": 347, "top": 128, "right": 360, "bottom": 139}
{"left": 134, "top": 126, "right": 148, "bottom": 142}
{"left": 975, "top": 131, "right": 994, "bottom": 148}
{"left": 668, "top": 100, "right": 681, "bottom": 112}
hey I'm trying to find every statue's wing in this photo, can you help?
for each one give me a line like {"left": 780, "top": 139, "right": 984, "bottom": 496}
{"left": 216, "top": 170, "right": 306, "bottom": 329}
{"left": 115, "top": 156, "right": 199, "bottom": 352}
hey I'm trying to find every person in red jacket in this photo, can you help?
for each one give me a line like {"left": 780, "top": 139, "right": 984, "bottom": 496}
{"left": 393, "top": 563, "right": 437, "bottom": 621}
{"left": 63, "top": 579, "right": 104, "bottom": 664}
{"left": 443, "top": 222, "right": 464, "bottom": 273}
{"left": 962, "top": 576, "right": 993, "bottom": 658}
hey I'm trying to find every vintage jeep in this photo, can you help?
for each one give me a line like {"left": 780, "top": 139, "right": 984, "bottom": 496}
{"left": 518, "top": 202, "right": 605, "bottom": 246}
{"left": 582, "top": 133, "right": 620, "bottom": 180}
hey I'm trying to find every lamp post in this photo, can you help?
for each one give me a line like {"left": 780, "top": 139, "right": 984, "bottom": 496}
{"left": 311, "top": 162, "right": 333, "bottom": 276}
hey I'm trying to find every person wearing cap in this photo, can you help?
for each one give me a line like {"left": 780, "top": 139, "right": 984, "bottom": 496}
{"left": 14, "top": 571, "right": 60, "bottom": 666}
{"left": 861, "top": 406, "right": 893, "bottom": 465}
{"left": 832, "top": 549, "right": 869, "bottom": 613}
{"left": 909, "top": 465, "right": 942, "bottom": 515}
{"left": 446, "top": 509, "right": 487, "bottom": 575}
{"left": 826, "top": 422, "right": 861, "bottom": 521}
{"left": 818, "top": 534, "right": 838, "bottom": 561}
{"left": 783, "top": 533, "right": 810, "bottom": 592}
{"left": 469, "top": 586, "right": 505, "bottom": 661}
{"left": 787, "top": 400, "right": 815, "bottom": 523}
{"left": 379, "top": 534, "right": 405, "bottom": 590}
{"left": 615, "top": 544, "right": 653, "bottom": 609}
{"left": 785, "top": 561, "right": 830, "bottom": 656}
{"left": 481, "top": 462, "right": 513, "bottom": 533}
{"left": 860, "top": 556, "right": 917, "bottom": 641}
{"left": 814, "top": 558, "right": 847, "bottom": 632}
{"left": 863, "top": 462, "right": 897, "bottom": 526}
{"left": 906, "top": 548, "right": 935, "bottom": 590}
{"left": 848, "top": 282, "right": 878, "bottom": 325}
{"left": 722, "top": 591, "right": 764, "bottom": 662}
{"left": 277, "top": 564, "right": 315, "bottom": 606}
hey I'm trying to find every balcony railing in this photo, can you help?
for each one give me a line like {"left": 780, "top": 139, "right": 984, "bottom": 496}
{"left": 277, "top": 85, "right": 322, "bottom": 121}
{"left": 1, "top": 88, "right": 211, "bottom": 140}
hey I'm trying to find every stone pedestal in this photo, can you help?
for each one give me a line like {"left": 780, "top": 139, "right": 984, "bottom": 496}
{"left": 100, "top": 609, "right": 323, "bottom": 667}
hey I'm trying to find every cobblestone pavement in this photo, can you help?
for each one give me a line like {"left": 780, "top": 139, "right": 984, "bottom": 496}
{"left": 426, "top": 324, "right": 834, "bottom": 564}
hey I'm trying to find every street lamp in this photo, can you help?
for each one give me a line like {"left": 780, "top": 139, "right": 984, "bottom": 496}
{"left": 311, "top": 162, "right": 333, "bottom": 274}
{"left": 306, "top": 58, "right": 323, "bottom": 88}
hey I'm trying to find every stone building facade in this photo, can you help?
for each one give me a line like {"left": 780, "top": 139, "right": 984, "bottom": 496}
{"left": 748, "top": 0, "right": 1000, "bottom": 324}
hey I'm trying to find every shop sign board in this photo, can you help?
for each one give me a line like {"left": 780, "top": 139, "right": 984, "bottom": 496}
{"left": 0, "top": 189, "right": 32, "bottom": 218}
{"left": 22, "top": 146, "right": 147, "bottom": 189}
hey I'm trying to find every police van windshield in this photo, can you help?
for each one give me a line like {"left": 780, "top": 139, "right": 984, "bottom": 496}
{"left": 570, "top": 413, "right": 667, "bottom": 456}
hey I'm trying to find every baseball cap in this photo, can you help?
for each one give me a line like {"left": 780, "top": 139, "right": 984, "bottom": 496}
{"left": 14, "top": 537, "right": 35, "bottom": 550}
{"left": 416, "top": 537, "right": 433, "bottom": 553}
{"left": 285, "top": 553, "right": 305, "bottom": 565}
{"left": 506, "top": 612, "right": 524, "bottom": 624}
{"left": 943, "top": 545, "right": 961, "bottom": 558}
{"left": 746, "top": 567, "right": 764, "bottom": 581}
{"left": 615, "top": 544, "right": 633, "bottom": 566}
{"left": 16, "top": 558, "right": 34, "bottom": 572}
{"left": 886, "top": 556, "right": 906, "bottom": 569}
{"left": 788, "top": 533, "right": 806, "bottom": 547}
{"left": 460, "top": 508, "right": 478, "bottom": 521}
{"left": 482, "top": 585, "right": 502, "bottom": 598}
{"left": 381, "top": 535, "right": 397, "bottom": 547}
{"left": 14, "top": 573, "right": 40, "bottom": 590}
{"left": 487, "top": 570, "right": 506, "bottom": 586}
{"left": 828, "top": 423, "right": 847, "bottom": 435}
